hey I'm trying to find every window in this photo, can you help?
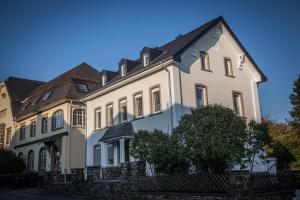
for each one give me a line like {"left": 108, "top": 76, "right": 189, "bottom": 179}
{"left": 21, "top": 102, "right": 30, "bottom": 110}
{"left": 106, "top": 104, "right": 113, "bottom": 126}
{"left": 41, "top": 117, "right": 48, "bottom": 133}
{"left": 232, "top": 92, "right": 244, "bottom": 116}
{"left": 18, "top": 152, "right": 23, "bottom": 159}
{"left": 95, "top": 108, "right": 102, "bottom": 129}
{"left": 94, "top": 145, "right": 101, "bottom": 166}
{"left": 38, "top": 148, "right": 46, "bottom": 171}
{"left": 107, "top": 144, "right": 114, "bottom": 165}
{"left": 143, "top": 53, "right": 150, "bottom": 66}
{"left": 77, "top": 83, "right": 88, "bottom": 92}
{"left": 119, "top": 99, "right": 127, "bottom": 122}
{"left": 73, "top": 109, "right": 85, "bottom": 126}
{"left": 20, "top": 125, "right": 26, "bottom": 140}
{"left": 200, "top": 51, "right": 210, "bottom": 71}
{"left": 224, "top": 58, "right": 234, "bottom": 77}
{"left": 121, "top": 64, "right": 127, "bottom": 77}
{"left": 102, "top": 74, "right": 107, "bottom": 86}
{"left": 31, "top": 97, "right": 40, "bottom": 105}
{"left": 150, "top": 87, "right": 161, "bottom": 113}
{"left": 52, "top": 110, "right": 64, "bottom": 130}
{"left": 30, "top": 122, "right": 36, "bottom": 137}
{"left": 134, "top": 93, "right": 143, "bottom": 118}
{"left": 27, "top": 150, "right": 34, "bottom": 171}
{"left": 42, "top": 91, "right": 52, "bottom": 101}
{"left": 6, "top": 128, "right": 11, "bottom": 144}
{"left": 0, "top": 133, "right": 3, "bottom": 144}
{"left": 195, "top": 84, "right": 208, "bottom": 108}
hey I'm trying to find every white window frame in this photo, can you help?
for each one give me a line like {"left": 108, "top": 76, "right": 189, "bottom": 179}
{"left": 41, "top": 116, "right": 48, "bottom": 134}
{"left": 95, "top": 108, "right": 102, "bottom": 130}
{"left": 52, "top": 110, "right": 64, "bottom": 130}
{"left": 195, "top": 84, "right": 208, "bottom": 108}
{"left": 150, "top": 86, "right": 161, "bottom": 114}
{"left": 94, "top": 145, "right": 101, "bottom": 166}
{"left": 106, "top": 104, "right": 113, "bottom": 126}
{"left": 224, "top": 57, "right": 234, "bottom": 77}
{"left": 143, "top": 53, "right": 150, "bottom": 66}
{"left": 232, "top": 92, "right": 244, "bottom": 116}
{"left": 73, "top": 109, "right": 85, "bottom": 126}
{"left": 200, "top": 51, "right": 210, "bottom": 71}
{"left": 134, "top": 93, "right": 143, "bottom": 118}
{"left": 119, "top": 98, "right": 127, "bottom": 123}
{"left": 102, "top": 74, "right": 107, "bottom": 86}
{"left": 121, "top": 64, "right": 127, "bottom": 77}
{"left": 20, "top": 125, "right": 26, "bottom": 140}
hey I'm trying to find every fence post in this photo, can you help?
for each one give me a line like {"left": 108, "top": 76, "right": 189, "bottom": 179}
{"left": 227, "top": 170, "right": 250, "bottom": 200}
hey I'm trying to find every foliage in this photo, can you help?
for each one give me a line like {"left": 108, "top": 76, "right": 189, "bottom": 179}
{"left": 130, "top": 129, "right": 188, "bottom": 174}
{"left": 289, "top": 74, "right": 300, "bottom": 131}
{"left": 0, "top": 149, "right": 25, "bottom": 174}
{"left": 264, "top": 118, "right": 300, "bottom": 169}
{"left": 171, "top": 104, "right": 248, "bottom": 174}
{"left": 244, "top": 119, "right": 272, "bottom": 172}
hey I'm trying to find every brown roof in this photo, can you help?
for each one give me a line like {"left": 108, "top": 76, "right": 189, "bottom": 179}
{"left": 87, "top": 16, "right": 266, "bottom": 98}
{"left": 4, "top": 77, "right": 45, "bottom": 117}
{"left": 15, "top": 62, "right": 101, "bottom": 119}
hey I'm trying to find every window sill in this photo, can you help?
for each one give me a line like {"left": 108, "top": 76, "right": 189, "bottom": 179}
{"left": 225, "top": 74, "right": 235, "bottom": 78}
{"left": 52, "top": 127, "right": 64, "bottom": 131}
{"left": 132, "top": 116, "right": 144, "bottom": 121}
{"left": 149, "top": 111, "right": 163, "bottom": 117}
{"left": 201, "top": 69, "right": 213, "bottom": 73}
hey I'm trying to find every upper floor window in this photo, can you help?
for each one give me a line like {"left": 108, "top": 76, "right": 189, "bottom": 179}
{"left": 119, "top": 98, "right": 127, "bottom": 122}
{"left": 27, "top": 150, "right": 34, "bottom": 171}
{"left": 121, "top": 64, "right": 127, "bottom": 77}
{"left": 95, "top": 108, "right": 102, "bottom": 130}
{"left": 30, "top": 121, "right": 36, "bottom": 137}
{"left": 106, "top": 104, "right": 113, "bottom": 126}
{"left": 224, "top": 58, "right": 234, "bottom": 77}
{"left": 143, "top": 53, "right": 150, "bottom": 66}
{"left": 42, "top": 91, "right": 52, "bottom": 101}
{"left": 102, "top": 74, "right": 107, "bottom": 86}
{"left": 31, "top": 97, "right": 40, "bottom": 105}
{"left": 73, "top": 109, "right": 85, "bottom": 126}
{"left": 77, "top": 83, "right": 88, "bottom": 93}
{"left": 41, "top": 117, "right": 48, "bottom": 134}
{"left": 200, "top": 51, "right": 210, "bottom": 71}
{"left": 195, "top": 84, "right": 208, "bottom": 108}
{"left": 52, "top": 110, "right": 64, "bottom": 130}
{"left": 0, "top": 133, "right": 3, "bottom": 144}
{"left": 133, "top": 93, "right": 143, "bottom": 118}
{"left": 20, "top": 125, "right": 26, "bottom": 140}
{"left": 232, "top": 92, "right": 244, "bottom": 116}
{"left": 150, "top": 86, "right": 161, "bottom": 114}
{"left": 6, "top": 128, "right": 11, "bottom": 144}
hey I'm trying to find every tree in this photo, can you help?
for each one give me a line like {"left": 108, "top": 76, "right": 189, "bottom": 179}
{"left": 172, "top": 104, "right": 248, "bottom": 174}
{"left": 244, "top": 120, "right": 271, "bottom": 172}
{"left": 0, "top": 149, "right": 25, "bottom": 174}
{"left": 289, "top": 74, "right": 300, "bottom": 131}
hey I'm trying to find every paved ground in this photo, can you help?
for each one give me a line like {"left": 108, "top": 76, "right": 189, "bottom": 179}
{"left": 0, "top": 188, "right": 88, "bottom": 200}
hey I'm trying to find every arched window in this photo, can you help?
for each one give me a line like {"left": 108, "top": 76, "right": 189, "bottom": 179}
{"left": 52, "top": 110, "right": 64, "bottom": 130}
{"left": 27, "top": 150, "right": 34, "bottom": 171}
{"left": 38, "top": 148, "right": 46, "bottom": 171}
{"left": 73, "top": 109, "right": 85, "bottom": 126}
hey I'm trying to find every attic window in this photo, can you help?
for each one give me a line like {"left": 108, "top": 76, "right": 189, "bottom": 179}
{"left": 31, "top": 97, "right": 40, "bottom": 105}
{"left": 143, "top": 53, "right": 149, "bottom": 66}
{"left": 102, "top": 74, "right": 107, "bottom": 86}
{"left": 77, "top": 83, "right": 88, "bottom": 92}
{"left": 121, "top": 64, "right": 127, "bottom": 77}
{"left": 22, "top": 102, "right": 30, "bottom": 110}
{"left": 42, "top": 91, "right": 52, "bottom": 101}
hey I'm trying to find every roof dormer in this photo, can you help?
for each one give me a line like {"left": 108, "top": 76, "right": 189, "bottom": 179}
{"left": 118, "top": 59, "right": 140, "bottom": 77}
{"left": 101, "top": 73, "right": 107, "bottom": 86}
{"left": 101, "top": 70, "right": 118, "bottom": 86}
{"left": 140, "top": 47, "right": 164, "bottom": 67}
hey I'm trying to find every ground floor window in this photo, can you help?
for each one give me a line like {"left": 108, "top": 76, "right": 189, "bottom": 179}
{"left": 27, "top": 150, "right": 34, "bottom": 171}
{"left": 94, "top": 145, "right": 101, "bottom": 166}
{"left": 107, "top": 144, "right": 114, "bottom": 165}
{"left": 38, "top": 147, "right": 46, "bottom": 171}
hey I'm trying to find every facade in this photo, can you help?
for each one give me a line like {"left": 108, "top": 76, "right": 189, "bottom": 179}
{"left": 2, "top": 63, "right": 101, "bottom": 173}
{"left": 83, "top": 17, "right": 270, "bottom": 171}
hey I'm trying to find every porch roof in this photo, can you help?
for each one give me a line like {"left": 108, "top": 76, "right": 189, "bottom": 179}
{"left": 99, "top": 122, "right": 134, "bottom": 142}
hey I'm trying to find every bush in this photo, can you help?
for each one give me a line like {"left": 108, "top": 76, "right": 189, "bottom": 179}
{"left": 0, "top": 149, "right": 25, "bottom": 174}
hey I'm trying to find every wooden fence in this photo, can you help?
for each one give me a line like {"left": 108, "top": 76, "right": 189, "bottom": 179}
{"left": 137, "top": 174, "right": 230, "bottom": 193}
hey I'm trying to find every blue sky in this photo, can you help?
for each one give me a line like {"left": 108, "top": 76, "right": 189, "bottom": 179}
{"left": 0, "top": 0, "right": 299, "bottom": 122}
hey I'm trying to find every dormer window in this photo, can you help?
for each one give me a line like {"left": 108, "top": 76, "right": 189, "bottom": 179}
{"left": 121, "top": 64, "right": 127, "bottom": 77}
{"left": 143, "top": 53, "right": 150, "bottom": 66}
{"left": 31, "top": 97, "right": 40, "bottom": 105}
{"left": 77, "top": 83, "right": 88, "bottom": 92}
{"left": 42, "top": 91, "right": 52, "bottom": 101}
{"left": 102, "top": 74, "right": 107, "bottom": 86}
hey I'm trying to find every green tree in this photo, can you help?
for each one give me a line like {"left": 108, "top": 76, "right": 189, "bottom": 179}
{"left": 0, "top": 149, "right": 25, "bottom": 174}
{"left": 172, "top": 104, "right": 248, "bottom": 174}
{"left": 289, "top": 74, "right": 300, "bottom": 131}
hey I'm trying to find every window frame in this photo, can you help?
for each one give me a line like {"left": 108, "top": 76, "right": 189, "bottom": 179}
{"left": 30, "top": 121, "right": 36, "bottom": 137}
{"left": 77, "top": 83, "right": 89, "bottom": 93}
{"left": 120, "top": 64, "right": 127, "bottom": 77}
{"left": 42, "top": 91, "right": 52, "bottom": 101}
{"left": 195, "top": 83, "right": 208, "bottom": 108}
{"left": 200, "top": 51, "right": 211, "bottom": 71}
{"left": 133, "top": 91, "right": 144, "bottom": 118}
{"left": 20, "top": 125, "right": 26, "bottom": 140}
{"left": 73, "top": 109, "right": 85, "bottom": 127}
{"left": 107, "top": 143, "right": 114, "bottom": 165}
{"left": 27, "top": 150, "right": 34, "bottom": 171}
{"left": 52, "top": 110, "right": 64, "bottom": 131}
{"left": 38, "top": 147, "right": 47, "bottom": 171}
{"left": 41, "top": 116, "right": 48, "bottom": 134}
{"left": 224, "top": 57, "right": 234, "bottom": 77}
{"left": 6, "top": 127, "right": 11, "bottom": 144}
{"left": 94, "top": 107, "right": 102, "bottom": 130}
{"left": 106, "top": 103, "right": 114, "bottom": 127}
{"left": 93, "top": 144, "right": 101, "bottom": 166}
{"left": 232, "top": 91, "right": 244, "bottom": 117}
{"left": 118, "top": 97, "right": 128, "bottom": 123}
{"left": 149, "top": 85, "right": 161, "bottom": 114}
{"left": 143, "top": 53, "right": 150, "bottom": 66}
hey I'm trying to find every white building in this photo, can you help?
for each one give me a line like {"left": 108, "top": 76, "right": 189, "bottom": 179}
{"left": 83, "top": 17, "right": 270, "bottom": 171}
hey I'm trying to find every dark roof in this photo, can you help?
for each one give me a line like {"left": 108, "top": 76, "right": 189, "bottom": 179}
{"left": 87, "top": 16, "right": 266, "bottom": 98}
{"left": 4, "top": 77, "right": 45, "bottom": 117}
{"left": 100, "top": 122, "right": 135, "bottom": 141}
{"left": 15, "top": 62, "right": 101, "bottom": 119}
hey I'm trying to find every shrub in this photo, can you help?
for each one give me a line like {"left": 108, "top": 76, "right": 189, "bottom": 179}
{"left": 0, "top": 149, "right": 25, "bottom": 174}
